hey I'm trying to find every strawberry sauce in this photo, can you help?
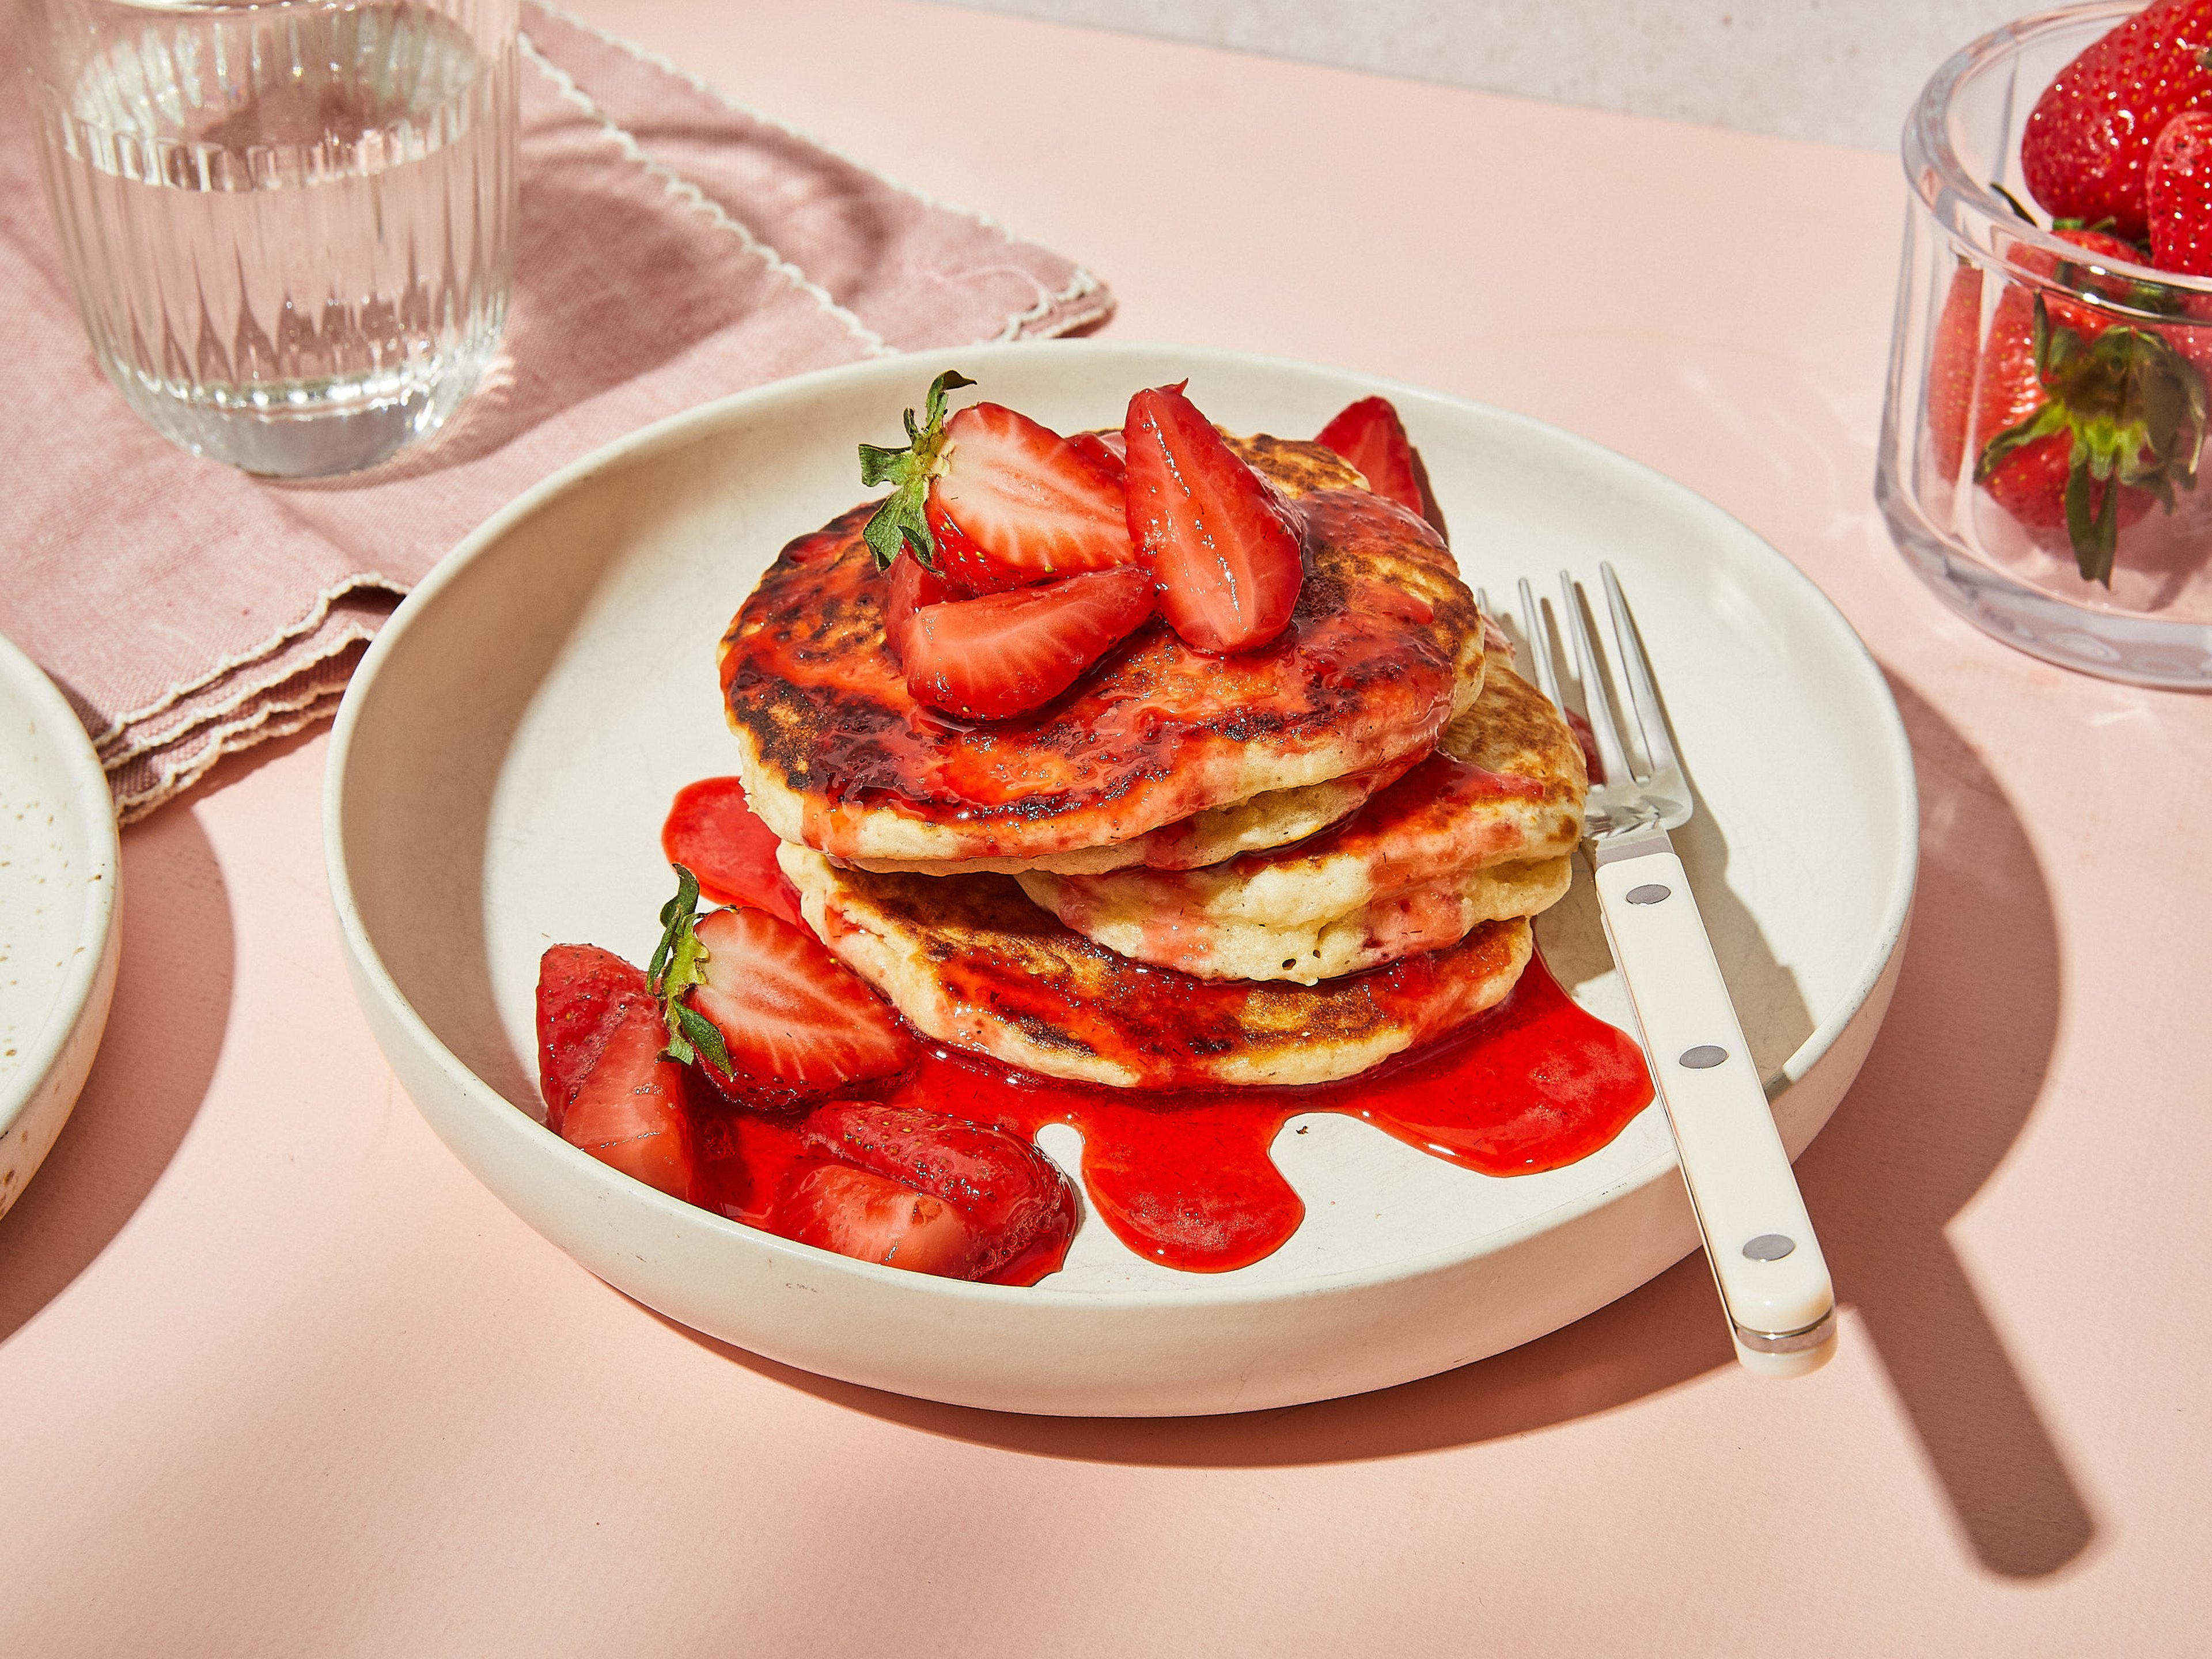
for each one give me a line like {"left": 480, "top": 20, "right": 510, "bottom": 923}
{"left": 662, "top": 777, "right": 804, "bottom": 925}
{"left": 719, "top": 487, "right": 1475, "bottom": 863}
{"left": 665, "top": 778, "right": 1654, "bottom": 1277}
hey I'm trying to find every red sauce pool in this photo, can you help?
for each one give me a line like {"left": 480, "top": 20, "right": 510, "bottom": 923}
{"left": 665, "top": 778, "right": 1653, "bottom": 1277}
{"left": 662, "top": 776, "right": 804, "bottom": 925}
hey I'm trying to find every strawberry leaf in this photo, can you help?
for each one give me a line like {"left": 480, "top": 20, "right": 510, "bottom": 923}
{"left": 1991, "top": 182, "right": 2039, "bottom": 226}
{"left": 647, "top": 862, "right": 731, "bottom": 1072}
{"left": 857, "top": 369, "right": 976, "bottom": 571}
{"left": 1975, "top": 400, "right": 2070, "bottom": 480}
{"left": 1976, "top": 297, "right": 2208, "bottom": 586}
{"left": 2063, "top": 445, "right": 2120, "bottom": 586}
{"left": 673, "top": 1002, "right": 731, "bottom": 1075}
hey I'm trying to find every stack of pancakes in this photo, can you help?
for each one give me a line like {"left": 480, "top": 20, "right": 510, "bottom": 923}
{"left": 719, "top": 436, "right": 1588, "bottom": 1092}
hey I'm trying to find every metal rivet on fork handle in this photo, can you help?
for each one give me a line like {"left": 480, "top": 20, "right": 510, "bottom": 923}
{"left": 1743, "top": 1234, "right": 1797, "bottom": 1262}
{"left": 1678, "top": 1044, "right": 1728, "bottom": 1069}
{"left": 1626, "top": 884, "right": 1671, "bottom": 904}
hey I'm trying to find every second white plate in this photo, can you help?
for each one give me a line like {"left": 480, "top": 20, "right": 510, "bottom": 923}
{"left": 0, "top": 632, "right": 121, "bottom": 1223}
{"left": 326, "top": 340, "right": 1915, "bottom": 1414}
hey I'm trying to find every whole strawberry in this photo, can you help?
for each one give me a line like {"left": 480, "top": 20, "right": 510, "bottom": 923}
{"left": 1972, "top": 228, "right": 2209, "bottom": 584}
{"left": 2146, "top": 111, "right": 2212, "bottom": 373}
{"left": 2021, "top": 0, "right": 2212, "bottom": 244}
{"left": 2149, "top": 109, "right": 2212, "bottom": 271}
{"left": 1926, "top": 260, "right": 1985, "bottom": 481}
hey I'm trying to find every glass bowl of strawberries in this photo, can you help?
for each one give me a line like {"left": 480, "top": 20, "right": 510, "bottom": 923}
{"left": 1880, "top": 0, "right": 2212, "bottom": 687}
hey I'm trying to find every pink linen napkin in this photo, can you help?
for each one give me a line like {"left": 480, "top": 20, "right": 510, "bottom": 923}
{"left": 0, "top": 1, "right": 1111, "bottom": 821}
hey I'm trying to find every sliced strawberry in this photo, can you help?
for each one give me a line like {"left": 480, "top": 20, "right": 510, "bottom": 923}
{"left": 685, "top": 905, "right": 916, "bottom": 1103}
{"left": 1313, "top": 396, "right": 1449, "bottom": 540}
{"left": 1068, "top": 429, "right": 1127, "bottom": 483}
{"left": 899, "top": 563, "right": 1154, "bottom": 719}
{"left": 857, "top": 372, "right": 1134, "bottom": 592}
{"left": 920, "top": 499, "right": 1000, "bottom": 590}
{"left": 561, "top": 1012, "right": 695, "bottom": 1199}
{"left": 1124, "top": 383, "right": 1305, "bottom": 654}
{"left": 535, "top": 946, "right": 694, "bottom": 1200}
{"left": 661, "top": 779, "right": 802, "bottom": 925}
{"left": 799, "top": 1101, "right": 1078, "bottom": 1279}
{"left": 536, "top": 944, "right": 647, "bottom": 1122}
{"left": 925, "top": 403, "right": 1135, "bottom": 590}
{"left": 1562, "top": 707, "right": 1604, "bottom": 786}
{"left": 775, "top": 1164, "right": 978, "bottom": 1276}
{"left": 882, "top": 546, "right": 960, "bottom": 664}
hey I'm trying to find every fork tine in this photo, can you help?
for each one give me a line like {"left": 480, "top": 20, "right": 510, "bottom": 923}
{"left": 1515, "top": 577, "right": 1563, "bottom": 710}
{"left": 1599, "top": 562, "right": 1679, "bottom": 779}
{"left": 1559, "top": 570, "right": 1637, "bottom": 785}
{"left": 1476, "top": 586, "right": 1515, "bottom": 670}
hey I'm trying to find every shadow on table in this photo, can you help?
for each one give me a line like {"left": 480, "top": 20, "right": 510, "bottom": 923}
{"left": 668, "top": 672, "right": 2090, "bottom": 1581}
{"left": 0, "top": 757, "right": 239, "bottom": 1345}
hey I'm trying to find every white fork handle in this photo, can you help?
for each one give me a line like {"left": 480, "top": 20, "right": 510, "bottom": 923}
{"left": 1593, "top": 849, "right": 1836, "bottom": 1378}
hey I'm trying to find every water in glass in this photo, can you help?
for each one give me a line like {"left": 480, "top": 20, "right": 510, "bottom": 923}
{"left": 22, "top": 0, "right": 518, "bottom": 476}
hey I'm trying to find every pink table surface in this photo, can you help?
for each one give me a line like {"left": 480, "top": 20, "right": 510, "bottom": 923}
{"left": 6, "top": 3, "right": 2209, "bottom": 1653}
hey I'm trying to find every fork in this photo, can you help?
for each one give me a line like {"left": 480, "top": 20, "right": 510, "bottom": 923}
{"left": 1481, "top": 566, "right": 1837, "bottom": 1378}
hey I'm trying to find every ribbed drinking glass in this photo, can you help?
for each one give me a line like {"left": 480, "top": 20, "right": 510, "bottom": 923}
{"left": 18, "top": 0, "right": 519, "bottom": 476}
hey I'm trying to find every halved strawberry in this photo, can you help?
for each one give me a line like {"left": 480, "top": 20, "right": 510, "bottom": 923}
{"left": 535, "top": 945, "right": 694, "bottom": 1200}
{"left": 858, "top": 371, "right": 1134, "bottom": 592}
{"left": 934, "top": 403, "right": 1135, "bottom": 590}
{"left": 560, "top": 1011, "right": 695, "bottom": 1199}
{"left": 882, "top": 546, "right": 959, "bottom": 664}
{"left": 1562, "top": 707, "right": 1604, "bottom": 786}
{"left": 775, "top": 1164, "right": 978, "bottom": 1275}
{"left": 899, "top": 563, "right": 1154, "bottom": 719}
{"left": 1123, "top": 382, "right": 1305, "bottom": 654}
{"left": 799, "top": 1101, "right": 1078, "bottom": 1279}
{"left": 1068, "top": 429, "right": 1127, "bottom": 483}
{"left": 661, "top": 779, "right": 803, "bottom": 925}
{"left": 684, "top": 904, "right": 916, "bottom": 1102}
{"left": 536, "top": 943, "right": 647, "bottom": 1120}
{"left": 1313, "top": 396, "right": 1449, "bottom": 540}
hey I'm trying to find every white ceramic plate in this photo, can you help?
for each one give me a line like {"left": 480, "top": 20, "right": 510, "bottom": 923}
{"left": 325, "top": 341, "right": 1916, "bottom": 1415}
{"left": 0, "top": 631, "right": 122, "bottom": 1222}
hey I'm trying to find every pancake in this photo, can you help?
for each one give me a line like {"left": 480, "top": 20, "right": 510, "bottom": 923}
{"left": 781, "top": 843, "right": 1533, "bottom": 1089}
{"left": 722, "top": 435, "right": 1484, "bottom": 869}
{"left": 1017, "top": 664, "right": 1585, "bottom": 982}
{"left": 1023, "top": 854, "right": 1570, "bottom": 988}
{"left": 840, "top": 691, "right": 1440, "bottom": 877}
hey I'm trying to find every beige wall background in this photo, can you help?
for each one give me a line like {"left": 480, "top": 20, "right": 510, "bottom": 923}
{"left": 919, "top": 0, "right": 2044, "bottom": 150}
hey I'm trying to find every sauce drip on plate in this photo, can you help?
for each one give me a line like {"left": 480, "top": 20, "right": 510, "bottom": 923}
{"left": 662, "top": 775, "right": 804, "bottom": 925}
{"left": 666, "top": 778, "right": 1653, "bottom": 1275}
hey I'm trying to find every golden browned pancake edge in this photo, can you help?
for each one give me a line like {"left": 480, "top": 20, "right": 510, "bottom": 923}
{"left": 721, "top": 435, "right": 1483, "bottom": 866}
{"left": 782, "top": 843, "right": 1534, "bottom": 1089}
{"left": 1015, "top": 662, "right": 1588, "bottom": 980}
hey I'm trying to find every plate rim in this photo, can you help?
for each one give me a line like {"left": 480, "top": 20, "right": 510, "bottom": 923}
{"left": 324, "top": 336, "right": 1919, "bottom": 1314}
{"left": 0, "top": 628, "right": 123, "bottom": 1169}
